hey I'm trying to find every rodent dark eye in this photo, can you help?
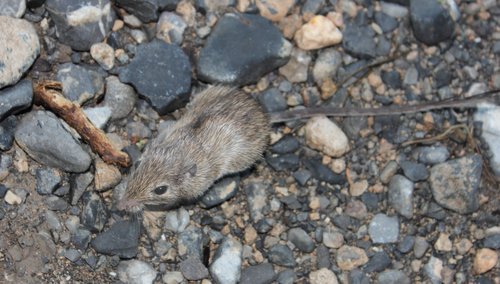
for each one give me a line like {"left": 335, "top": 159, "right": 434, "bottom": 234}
{"left": 153, "top": 186, "right": 168, "bottom": 195}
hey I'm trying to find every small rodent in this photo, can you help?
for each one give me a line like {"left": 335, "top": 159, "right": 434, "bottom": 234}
{"left": 117, "top": 85, "right": 499, "bottom": 212}
{"left": 118, "top": 86, "right": 269, "bottom": 211}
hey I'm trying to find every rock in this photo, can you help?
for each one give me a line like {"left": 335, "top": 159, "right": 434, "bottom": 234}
{"left": 473, "top": 248, "right": 498, "bottom": 274}
{"left": 210, "top": 237, "right": 242, "bottom": 284}
{"left": 46, "top": 196, "right": 69, "bottom": 211}
{"left": 388, "top": 175, "right": 414, "bottom": 218}
{"left": 63, "top": 248, "right": 81, "bottom": 262}
{"left": 483, "top": 234, "right": 500, "bottom": 249}
{"left": 14, "top": 111, "right": 92, "bottom": 173}
{"left": 91, "top": 219, "right": 141, "bottom": 258}
{"left": 5, "top": 190, "right": 23, "bottom": 205}
{"left": 0, "top": 184, "right": 7, "bottom": 198}
{"left": 429, "top": 155, "right": 482, "bottom": 214}
{"left": 118, "top": 260, "right": 157, "bottom": 284}
{"left": 197, "top": 13, "right": 291, "bottom": 86}
{"left": 35, "top": 168, "right": 62, "bottom": 195}
{"left": 293, "top": 169, "right": 311, "bottom": 186}
{"left": 0, "top": 79, "right": 33, "bottom": 122}
{"left": 45, "top": 0, "right": 114, "bottom": 51}
{"left": 294, "top": 15, "right": 342, "bottom": 50}
{"left": 0, "top": 17, "right": 39, "bottom": 88}
{"left": 323, "top": 230, "right": 344, "bottom": 249}
{"left": 266, "top": 153, "right": 300, "bottom": 172}
{"left": 305, "top": 116, "right": 350, "bottom": 157}
{"left": 258, "top": 88, "right": 288, "bottom": 113}
{"left": 424, "top": 256, "right": 443, "bottom": 284}
{"left": 83, "top": 106, "right": 112, "bottom": 129}
{"left": 94, "top": 159, "right": 121, "bottom": 191}
{"left": 90, "top": 42, "right": 115, "bottom": 70}
{"left": 194, "top": 0, "right": 235, "bottom": 13}
{"left": 200, "top": 176, "right": 239, "bottom": 208}
{"left": 434, "top": 233, "right": 452, "bottom": 252}
{"left": 116, "top": 0, "right": 160, "bottom": 22}
{"left": 363, "top": 251, "right": 391, "bottom": 273}
{"left": 288, "top": 228, "right": 314, "bottom": 253}
{"left": 304, "top": 159, "right": 346, "bottom": 184}
{"left": 180, "top": 256, "right": 209, "bottom": 281}
{"left": 312, "top": 48, "right": 342, "bottom": 84}
{"left": 381, "top": 70, "right": 402, "bottom": 89}
{"left": 309, "top": 268, "right": 338, "bottom": 284}
{"left": 381, "top": 1, "right": 409, "bottom": 18}
{"left": 0, "top": 0, "right": 26, "bottom": 18}
{"left": 240, "top": 263, "right": 276, "bottom": 284}
{"left": 80, "top": 192, "right": 109, "bottom": 233}
{"left": 279, "top": 48, "right": 311, "bottom": 83}
{"left": 56, "top": 63, "right": 104, "bottom": 104}
{"left": 277, "top": 269, "right": 295, "bottom": 284}
{"left": 398, "top": 235, "right": 415, "bottom": 254}
{"left": 162, "top": 271, "right": 184, "bottom": 284}
{"left": 377, "top": 270, "right": 410, "bottom": 284}
{"left": 380, "top": 161, "right": 399, "bottom": 184}
{"left": 164, "top": 207, "right": 190, "bottom": 233}
{"left": 348, "top": 270, "right": 370, "bottom": 284}
{"left": 413, "top": 236, "right": 430, "bottom": 258}
{"left": 156, "top": 11, "right": 187, "bottom": 45}
{"left": 71, "top": 228, "right": 91, "bottom": 249}
{"left": 119, "top": 40, "right": 191, "bottom": 115}
{"left": 416, "top": 145, "right": 450, "bottom": 165}
{"left": 177, "top": 226, "right": 206, "bottom": 259}
{"left": 256, "top": 0, "right": 295, "bottom": 22}
{"left": 70, "top": 172, "right": 94, "bottom": 205}
{"left": 475, "top": 104, "right": 500, "bottom": 176}
{"left": 342, "top": 24, "right": 377, "bottom": 59}
{"left": 268, "top": 244, "right": 295, "bottom": 267}
{"left": 0, "top": 116, "right": 17, "bottom": 151}
{"left": 374, "top": 11, "right": 398, "bottom": 33}
{"left": 103, "top": 76, "right": 137, "bottom": 120}
{"left": 409, "top": 0, "right": 457, "bottom": 45}
{"left": 335, "top": 245, "right": 368, "bottom": 270}
{"left": 270, "top": 135, "right": 300, "bottom": 154}
{"left": 245, "top": 182, "right": 269, "bottom": 223}
{"left": 369, "top": 214, "right": 399, "bottom": 243}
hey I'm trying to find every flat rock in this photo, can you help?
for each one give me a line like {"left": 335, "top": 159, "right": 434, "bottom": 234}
{"left": 409, "top": 0, "right": 457, "bottom": 45}
{"left": 0, "top": 79, "right": 33, "bottom": 121}
{"left": 369, "top": 213, "right": 399, "bottom": 243}
{"left": 429, "top": 155, "right": 481, "bottom": 214}
{"left": 45, "top": 0, "right": 114, "bottom": 51}
{"left": 14, "top": 111, "right": 92, "bottom": 173}
{"left": 288, "top": 227, "right": 314, "bottom": 253}
{"left": 103, "top": 76, "right": 136, "bottom": 120}
{"left": 180, "top": 256, "right": 209, "bottom": 281}
{"left": 35, "top": 168, "right": 62, "bottom": 195}
{"left": 473, "top": 248, "right": 498, "bottom": 274}
{"left": 268, "top": 244, "right": 295, "bottom": 267}
{"left": 0, "top": 17, "right": 39, "bottom": 88}
{"left": 377, "top": 269, "right": 411, "bottom": 284}
{"left": 200, "top": 176, "right": 239, "bottom": 209}
{"left": 209, "top": 237, "right": 242, "bottom": 284}
{"left": 336, "top": 245, "right": 368, "bottom": 271}
{"left": 240, "top": 263, "right": 276, "bottom": 284}
{"left": 119, "top": 40, "right": 191, "bottom": 115}
{"left": 279, "top": 48, "right": 311, "bottom": 83}
{"left": 156, "top": 11, "right": 187, "bottom": 44}
{"left": 117, "top": 260, "right": 157, "bottom": 284}
{"left": 56, "top": 63, "right": 104, "bottom": 104}
{"left": 342, "top": 23, "right": 377, "bottom": 59}
{"left": 197, "top": 13, "right": 291, "bottom": 86}
{"left": 83, "top": 106, "right": 112, "bottom": 129}
{"left": 91, "top": 219, "right": 141, "bottom": 258}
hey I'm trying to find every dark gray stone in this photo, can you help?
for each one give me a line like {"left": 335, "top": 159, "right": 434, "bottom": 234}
{"left": 400, "top": 160, "right": 428, "bottom": 182}
{"left": 240, "top": 263, "right": 276, "bottom": 284}
{"left": 14, "top": 111, "right": 92, "bottom": 173}
{"left": 245, "top": 182, "right": 269, "bottom": 223}
{"left": 0, "top": 184, "right": 7, "bottom": 198}
{"left": 177, "top": 227, "right": 206, "bottom": 260}
{"left": 288, "top": 228, "right": 314, "bottom": 253}
{"left": 293, "top": 169, "right": 312, "bottom": 186}
{"left": 416, "top": 145, "right": 450, "bottom": 165}
{"left": 36, "top": 168, "right": 62, "bottom": 195}
{"left": 483, "top": 234, "right": 500, "bottom": 249}
{"left": 63, "top": 248, "right": 82, "bottom": 262}
{"left": 268, "top": 244, "right": 295, "bottom": 267}
{"left": 180, "top": 257, "right": 209, "bottom": 281}
{"left": 429, "top": 155, "right": 482, "bottom": 214}
{"left": 302, "top": 0, "right": 325, "bottom": 15}
{"left": 369, "top": 214, "right": 399, "bottom": 243}
{"left": 56, "top": 63, "right": 104, "bottom": 103}
{"left": 270, "top": 135, "right": 300, "bottom": 154}
{"left": 71, "top": 228, "right": 91, "bottom": 250}
{"left": 0, "top": 116, "right": 17, "bottom": 150}
{"left": 277, "top": 269, "right": 295, "bottom": 284}
{"left": 342, "top": 24, "right": 377, "bottom": 59}
{"left": 381, "top": 70, "right": 402, "bottom": 89}
{"left": 103, "top": 76, "right": 136, "bottom": 120}
{"left": 91, "top": 219, "right": 141, "bottom": 258}
{"left": 197, "top": 13, "right": 291, "bottom": 86}
{"left": 377, "top": 270, "right": 410, "bottom": 284}
{"left": 45, "top": 0, "right": 114, "bottom": 51}
{"left": 409, "top": 0, "right": 456, "bottom": 45}
{"left": 81, "top": 192, "right": 109, "bottom": 233}
{"left": 398, "top": 235, "right": 415, "bottom": 253}
{"left": 349, "top": 269, "right": 370, "bottom": 284}
{"left": 304, "top": 159, "right": 346, "bottom": 185}
{"left": 70, "top": 172, "right": 94, "bottom": 205}
{"left": 0, "top": 80, "right": 33, "bottom": 121}
{"left": 115, "top": 0, "right": 159, "bottom": 22}
{"left": 388, "top": 175, "right": 414, "bottom": 218}
{"left": 363, "top": 251, "right": 391, "bottom": 273}
{"left": 0, "top": 0, "right": 26, "bottom": 17}
{"left": 266, "top": 153, "right": 300, "bottom": 172}
{"left": 46, "top": 196, "right": 69, "bottom": 211}
{"left": 258, "top": 88, "right": 287, "bottom": 113}
{"left": 200, "top": 176, "right": 240, "bottom": 209}
{"left": 374, "top": 11, "right": 398, "bottom": 33}
{"left": 119, "top": 40, "right": 191, "bottom": 115}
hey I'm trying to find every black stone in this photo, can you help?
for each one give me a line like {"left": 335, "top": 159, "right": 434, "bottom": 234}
{"left": 0, "top": 184, "right": 7, "bottom": 198}
{"left": 197, "top": 13, "right": 291, "bottom": 86}
{"left": 381, "top": 70, "right": 402, "bottom": 89}
{"left": 119, "top": 40, "right": 191, "bottom": 115}
{"left": 267, "top": 244, "right": 295, "bottom": 267}
{"left": 342, "top": 24, "right": 377, "bottom": 59}
{"left": 374, "top": 12, "right": 398, "bottom": 33}
{"left": 240, "top": 263, "right": 276, "bottom": 284}
{"left": 0, "top": 79, "right": 33, "bottom": 121}
{"left": 259, "top": 88, "right": 287, "bottom": 113}
{"left": 363, "top": 251, "right": 391, "bottom": 273}
{"left": 434, "top": 67, "right": 452, "bottom": 88}
{"left": 72, "top": 228, "right": 91, "bottom": 250}
{"left": 293, "top": 169, "right": 312, "bottom": 186}
{"left": 304, "top": 159, "right": 346, "bottom": 185}
{"left": 409, "top": 0, "right": 455, "bottom": 45}
{"left": 115, "top": 0, "right": 160, "bottom": 22}
{"left": 266, "top": 153, "right": 300, "bottom": 172}
{"left": 270, "top": 135, "right": 300, "bottom": 154}
{"left": 200, "top": 176, "right": 240, "bottom": 209}
{"left": 91, "top": 219, "right": 141, "bottom": 258}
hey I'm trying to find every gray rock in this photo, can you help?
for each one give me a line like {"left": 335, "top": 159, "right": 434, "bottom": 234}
{"left": 83, "top": 106, "right": 111, "bottom": 129}
{"left": 258, "top": 88, "right": 287, "bottom": 113}
{"left": 424, "top": 256, "right": 443, "bottom": 284}
{"left": 45, "top": 0, "right": 114, "bottom": 51}
{"left": 293, "top": 169, "right": 312, "bottom": 186}
{"left": 63, "top": 248, "right": 81, "bottom": 262}
{"left": 14, "top": 111, "right": 92, "bottom": 173}
{"left": 103, "top": 76, "right": 136, "bottom": 120}
{"left": 368, "top": 214, "right": 399, "bottom": 243}
{"left": 177, "top": 226, "right": 206, "bottom": 259}
{"left": 483, "top": 234, "right": 500, "bottom": 249}
{"left": 91, "top": 219, "right": 141, "bottom": 258}
{"left": 416, "top": 145, "right": 450, "bottom": 165}
{"left": 240, "top": 263, "right": 276, "bottom": 284}
{"left": 403, "top": 66, "right": 419, "bottom": 85}
{"left": 70, "top": 172, "right": 94, "bottom": 205}
{"left": 302, "top": 0, "right": 324, "bottom": 15}
{"left": 118, "top": 260, "right": 157, "bottom": 284}
{"left": 71, "top": 228, "right": 91, "bottom": 250}
{"left": 36, "top": 168, "right": 62, "bottom": 195}
{"left": 56, "top": 63, "right": 104, "bottom": 104}
{"left": 268, "top": 244, "right": 295, "bottom": 267}
{"left": 180, "top": 257, "right": 209, "bottom": 281}
{"left": 279, "top": 48, "right": 311, "bottom": 83}
{"left": 195, "top": 0, "right": 235, "bottom": 13}
{"left": 157, "top": 11, "right": 187, "bottom": 45}
{"left": 0, "top": 0, "right": 26, "bottom": 18}
{"left": 380, "top": 160, "right": 399, "bottom": 184}
{"left": 377, "top": 270, "right": 410, "bottom": 284}
{"left": 197, "top": 13, "right": 291, "bottom": 86}
{"left": 388, "top": 175, "right": 414, "bottom": 218}
{"left": 0, "top": 116, "right": 17, "bottom": 150}
{"left": 363, "top": 251, "right": 391, "bottom": 273}
{"left": 164, "top": 207, "right": 190, "bottom": 233}
{"left": 312, "top": 48, "right": 342, "bottom": 84}
{"left": 277, "top": 269, "right": 295, "bottom": 284}
{"left": 413, "top": 236, "right": 429, "bottom": 258}
{"left": 349, "top": 269, "right": 369, "bottom": 284}
{"left": 115, "top": 0, "right": 160, "bottom": 22}
{"left": 45, "top": 209, "right": 62, "bottom": 231}
{"left": 0, "top": 17, "right": 39, "bottom": 88}
{"left": 304, "top": 159, "right": 346, "bottom": 185}
{"left": 342, "top": 24, "right": 377, "bottom": 59}
{"left": 409, "top": 0, "right": 457, "bottom": 45}
{"left": 119, "top": 40, "right": 191, "bottom": 115}
{"left": 271, "top": 135, "right": 300, "bottom": 154}
{"left": 245, "top": 182, "right": 270, "bottom": 223}
{"left": 210, "top": 237, "right": 242, "bottom": 284}
{"left": 374, "top": 11, "right": 398, "bottom": 33}
{"left": 398, "top": 235, "right": 415, "bottom": 254}
{"left": 474, "top": 104, "right": 500, "bottom": 176}
{"left": 80, "top": 192, "right": 109, "bottom": 233}
{"left": 200, "top": 176, "right": 240, "bottom": 209}
{"left": 288, "top": 228, "right": 314, "bottom": 253}
{"left": 162, "top": 271, "right": 184, "bottom": 284}
{"left": 429, "top": 155, "right": 482, "bottom": 214}
{"left": 400, "top": 160, "right": 428, "bottom": 182}
{"left": 0, "top": 80, "right": 33, "bottom": 121}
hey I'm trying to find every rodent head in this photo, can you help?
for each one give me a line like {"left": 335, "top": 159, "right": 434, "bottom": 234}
{"left": 118, "top": 143, "right": 206, "bottom": 212}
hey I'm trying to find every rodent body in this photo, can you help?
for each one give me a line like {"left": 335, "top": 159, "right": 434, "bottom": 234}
{"left": 119, "top": 86, "right": 269, "bottom": 211}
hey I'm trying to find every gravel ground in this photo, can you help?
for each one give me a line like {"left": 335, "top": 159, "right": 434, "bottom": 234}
{"left": 0, "top": 0, "right": 499, "bottom": 283}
